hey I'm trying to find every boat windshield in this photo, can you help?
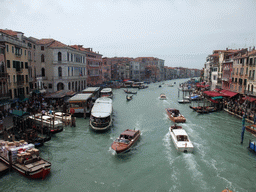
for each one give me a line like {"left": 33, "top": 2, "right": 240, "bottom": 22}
{"left": 115, "top": 138, "right": 130, "bottom": 144}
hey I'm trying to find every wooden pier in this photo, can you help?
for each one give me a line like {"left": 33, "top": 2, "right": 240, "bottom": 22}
{"left": 0, "top": 162, "right": 9, "bottom": 176}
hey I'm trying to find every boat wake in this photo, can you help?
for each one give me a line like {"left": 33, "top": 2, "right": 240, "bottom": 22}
{"left": 108, "top": 147, "right": 117, "bottom": 156}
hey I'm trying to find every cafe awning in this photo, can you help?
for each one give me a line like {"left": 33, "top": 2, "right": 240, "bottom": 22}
{"left": 219, "top": 89, "right": 238, "bottom": 98}
{"left": 242, "top": 96, "right": 256, "bottom": 102}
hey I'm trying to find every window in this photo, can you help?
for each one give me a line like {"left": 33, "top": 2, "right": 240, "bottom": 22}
{"left": 58, "top": 67, "right": 62, "bottom": 77}
{"left": 6, "top": 45, "right": 9, "bottom": 52}
{"left": 12, "top": 46, "right": 14, "bottom": 53}
{"left": 33, "top": 45, "right": 35, "bottom": 49}
{"left": 41, "top": 54, "right": 45, "bottom": 62}
{"left": 41, "top": 68, "right": 45, "bottom": 77}
{"left": 7, "top": 60, "right": 10, "bottom": 68}
{"left": 41, "top": 46, "right": 44, "bottom": 51}
{"left": 13, "top": 75, "right": 15, "bottom": 83}
{"left": 26, "top": 75, "right": 28, "bottom": 83}
{"left": 13, "top": 61, "right": 16, "bottom": 68}
{"left": 21, "top": 49, "right": 22, "bottom": 55}
{"left": 67, "top": 52, "right": 69, "bottom": 61}
{"left": 25, "top": 50, "right": 26, "bottom": 55}
{"left": 25, "top": 62, "right": 28, "bottom": 68}
{"left": 71, "top": 54, "right": 73, "bottom": 62}
{"left": 58, "top": 52, "right": 62, "bottom": 61}
{"left": 21, "top": 62, "right": 23, "bottom": 68}
{"left": 48, "top": 84, "right": 52, "bottom": 89}
{"left": 26, "top": 87, "right": 29, "bottom": 95}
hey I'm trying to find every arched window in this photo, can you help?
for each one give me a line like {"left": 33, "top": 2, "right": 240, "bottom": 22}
{"left": 41, "top": 68, "right": 45, "bottom": 77}
{"left": 58, "top": 67, "right": 62, "bottom": 77}
{"left": 41, "top": 54, "right": 45, "bottom": 62}
{"left": 68, "top": 82, "right": 71, "bottom": 90}
{"left": 58, "top": 52, "right": 62, "bottom": 61}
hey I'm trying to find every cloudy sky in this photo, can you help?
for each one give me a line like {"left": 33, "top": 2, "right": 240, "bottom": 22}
{"left": 1, "top": 0, "right": 256, "bottom": 69}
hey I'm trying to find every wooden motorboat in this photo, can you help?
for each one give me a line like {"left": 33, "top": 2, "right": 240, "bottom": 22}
{"left": 0, "top": 140, "right": 51, "bottom": 179}
{"left": 126, "top": 95, "right": 133, "bottom": 101}
{"left": 169, "top": 126, "right": 194, "bottom": 153}
{"left": 124, "top": 89, "right": 137, "bottom": 94}
{"left": 160, "top": 93, "right": 167, "bottom": 100}
{"left": 222, "top": 188, "right": 233, "bottom": 192}
{"left": 196, "top": 107, "right": 217, "bottom": 114}
{"left": 166, "top": 108, "right": 186, "bottom": 123}
{"left": 245, "top": 124, "right": 256, "bottom": 134}
{"left": 111, "top": 129, "right": 140, "bottom": 154}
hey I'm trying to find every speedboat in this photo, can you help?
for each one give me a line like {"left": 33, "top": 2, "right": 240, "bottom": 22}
{"left": 166, "top": 108, "right": 186, "bottom": 123}
{"left": 160, "top": 93, "right": 167, "bottom": 100}
{"left": 111, "top": 129, "right": 140, "bottom": 154}
{"left": 169, "top": 126, "right": 194, "bottom": 153}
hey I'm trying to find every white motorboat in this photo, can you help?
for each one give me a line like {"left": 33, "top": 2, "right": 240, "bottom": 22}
{"left": 100, "top": 88, "right": 113, "bottom": 98}
{"left": 160, "top": 93, "right": 167, "bottom": 100}
{"left": 178, "top": 99, "right": 191, "bottom": 104}
{"left": 169, "top": 126, "right": 194, "bottom": 153}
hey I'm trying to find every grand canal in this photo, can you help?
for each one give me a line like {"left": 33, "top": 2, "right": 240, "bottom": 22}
{"left": 1, "top": 79, "right": 256, "bottom": 192}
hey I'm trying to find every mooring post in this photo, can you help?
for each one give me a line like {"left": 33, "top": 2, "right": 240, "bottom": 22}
{"left": 241, "top": 115, "right": 246, "bottom": 144}
{"left": 8, "top": 150, "right": 12, "bottom": 172}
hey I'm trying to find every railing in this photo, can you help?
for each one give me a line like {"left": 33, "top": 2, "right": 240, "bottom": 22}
{"left": 15, "top": 53, "right": 21, "bottom": 57}
{"left": 16, "top": 68, "right": 23, "bottom": 73}
{"left": 52, "top": 75, "right": 86, "bottom": 81}
{"left": 17, "top": 81, "right": 24, "bottom": 86}
{"left": 0, "top": 34, "right": 27, "bottom": 48}
{"left": 0, "top": 73, "right": 8, "bottom": 78}
{"left": 239, "top": 73, "right": 243, "bottom": 76}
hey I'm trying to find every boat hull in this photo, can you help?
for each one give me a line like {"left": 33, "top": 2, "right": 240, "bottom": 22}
{"left": 169, "top": 129, "right": 193, "bottom": 153}
{"left": 90, "top": 118, "right": 112, "bottom": 131}
{"left": 0, "top": 155, "right": 51, "bottom": 179}
{"left": 111, "top": 131, "right": 140, "bottom": 154}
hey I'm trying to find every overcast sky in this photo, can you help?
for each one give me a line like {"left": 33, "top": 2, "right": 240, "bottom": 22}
{"left": 1, "top": 0, "right": 256, "bottom": 69}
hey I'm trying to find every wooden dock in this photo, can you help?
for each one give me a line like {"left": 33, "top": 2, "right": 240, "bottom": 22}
{"left": 224, "top": 108, "right": 254, "bottom": 124}
{"left": 0, "top": 162, "right": 9, "bottom": 176}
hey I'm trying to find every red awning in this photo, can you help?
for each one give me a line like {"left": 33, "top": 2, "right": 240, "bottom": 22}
{"left": 242, "top": 96, "right": 256, "bottom": 102}
{"left": 219, "top": 89, "right": 239, "bottom": 97}
{"left": 203, "top": 91, "right": 224, "bottom": 97}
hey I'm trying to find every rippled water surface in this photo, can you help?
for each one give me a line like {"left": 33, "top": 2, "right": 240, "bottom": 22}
{"left": 1, "top": 79, "right": 256, "bottom": 192}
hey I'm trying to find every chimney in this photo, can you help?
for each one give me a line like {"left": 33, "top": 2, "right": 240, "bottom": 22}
{"left": 226, "top": 48, "right": 228, "bottom": 51}
{"left": 16, "top": 32, "right": 23, "bottom": 41}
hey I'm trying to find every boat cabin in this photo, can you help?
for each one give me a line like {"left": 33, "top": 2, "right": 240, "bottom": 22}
{"left": 132, "top": 82, "right": 144, "bottom": 88}
{"left": 120, "top": 129, "right": 139, "bottom": 140}
{"left": 100, "top": 88, "right": 113, "bottom": 98}
{"left": 173, "top": 129, "right": 189, "bottom": 141}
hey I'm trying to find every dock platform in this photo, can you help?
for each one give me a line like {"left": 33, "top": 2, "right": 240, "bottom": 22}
{"left": 0, "top": 162, "right": 9, "bottom": 176}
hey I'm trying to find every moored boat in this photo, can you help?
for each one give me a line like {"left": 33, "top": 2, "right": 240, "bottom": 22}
{"left": 178, "top": 99, "right": 191, "bottom": 104}
{"left": 0, "top": 140, "right": 51, "bottom": 179}
{"left": 100, "top": 88, "right": 113, "bottom": 98}
{"left": 111, "top": 129, "right": 140, "bottom": 154}
{"left": 89, "top": 97, "right": 113, "bottom": 131}
{"left": 169, "top": 126, "right": 194, "bottom": 153}
{"left": 245, "top": 124, "right": 256, "bottom": 134}
{"left": 166, "top": 108, "right": 186, "bottom": 123}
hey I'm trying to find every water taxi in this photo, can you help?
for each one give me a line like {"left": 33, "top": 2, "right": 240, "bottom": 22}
{"left": 89, "top": 97, "right": 113, "bottom": 131}
{"left": 0, "top": 140, "right": 51, "bottom": 179}
{"left": 166, "top": 108, "right": 186, "bottom": 123}
{"left": 100, "top": 88, "right": 113, "bottom": 98}
{"left": 160, "top": 93, "right": 167, "bottom": 100}
{"left": 111, "top": 129, "right": 140, "bottom": 154}
{"left": 169, "top": 126, "right": 194, "bottom": 153}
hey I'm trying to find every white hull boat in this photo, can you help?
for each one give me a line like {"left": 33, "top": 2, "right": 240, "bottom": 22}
{"left": 169, "top": 127, "right": 194, "bottom": 153}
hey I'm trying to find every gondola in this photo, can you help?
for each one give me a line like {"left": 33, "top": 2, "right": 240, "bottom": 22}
{"left": 126, "top": 95, "right": 133, "bottom": 101}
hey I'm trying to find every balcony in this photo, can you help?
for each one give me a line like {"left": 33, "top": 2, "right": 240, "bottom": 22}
{"left": 239, "top": 73, "right": 244, "bottom": 76}
{"left": 0, "top": 72, "right": 8, "bottom": 78}
{"left": 223, "top": 59, "right": 233, "bottom": 63}
{"left": 16, "top": 68, "right": 23, "bottom": 74}
{"left": 17, "top": 81, "right": 24, "bottom": 87}
{"left": 248, "top": 76, "right": 255, "bottom": 80}
{"left": 223, "top": 67, "right": 230, "bottom": 71}
{"left": 15, "top": 52, "right": 21, "bottom": 57}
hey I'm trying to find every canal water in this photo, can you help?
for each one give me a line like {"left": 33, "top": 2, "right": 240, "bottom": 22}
{"left": 1, "top": 79, "right": 256, "bottom": 192}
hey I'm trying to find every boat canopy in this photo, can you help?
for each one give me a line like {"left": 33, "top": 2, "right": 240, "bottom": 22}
{"left": 173, "top": 129, "right": 188, "bottom": 136}
{"left": 100, "top": 88, "right": 112, "bottom": 93}
{"left": 68, "top": 93, "right": 93, "bottom": 103}
{"left": 122, "top": 130, "right": 137, "bottom": 137}
{"left": 91, "top": 98, "right": 112, "bottom": 118}
{"left": 82, "top": 87, "right": 100, "bottom": 93}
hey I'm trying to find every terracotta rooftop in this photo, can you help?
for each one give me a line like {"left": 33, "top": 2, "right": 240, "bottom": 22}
{"left": 36, "top": 38, "right": 55, "bottom": 45}
{"left": 0, "top": 29, "right": 18, "bottom": 37}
